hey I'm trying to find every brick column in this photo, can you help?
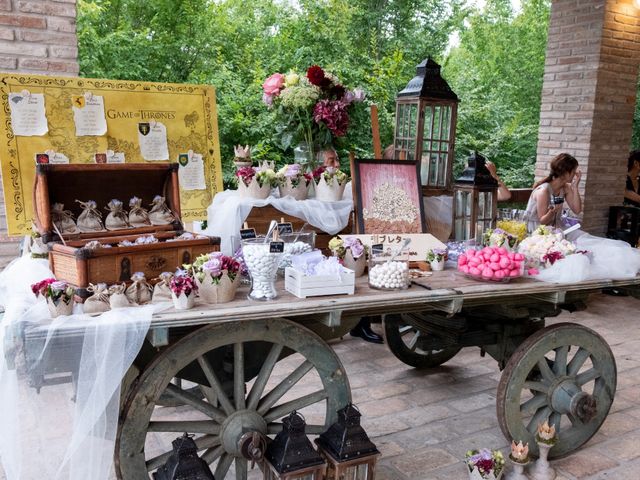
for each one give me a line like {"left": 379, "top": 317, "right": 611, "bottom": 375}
{"left": 0, "top": 0, "right": 78, "bottom": 267}
{"left": 536, "top": 0, "right": 640, "bottom": 235}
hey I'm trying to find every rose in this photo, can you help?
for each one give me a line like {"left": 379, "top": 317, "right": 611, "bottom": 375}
{"left": 344, "top": 237, "right": 365, "bottom": 259}
{"left": 51, "top": 280, "right": 68, "bottom": 292}
{"left": 262, "top": 73, "right": 285, "bottom": 96}
{"left": 203, "top": 258, "right": 222, "bottom": 278}
{"left": 284, "top": 163, "right": 301, "bottom": 178}
{"left": 306, "top": 65, "right": 331, "bottom": 88}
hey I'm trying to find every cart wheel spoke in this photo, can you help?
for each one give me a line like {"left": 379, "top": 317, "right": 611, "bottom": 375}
{"left": 234, "top": 342, "right": 245, "bottom": 410}
{"left": 202, "top": 445, "right": 224, "bottom": 465}
{"left": 523, "top": 380, "right": 548, "bottom": 393}
{"left": 553, "top": 345, "right": 569, "bottom": 376}
{"left": 198, "top": 355, "right": 235, "bottom": 415}
{"left": 549, "top": 412, "right": 562, "bottom": 432}
{"left": 521, "top": 394, "right": 547, "bottom": 416}
{"left": 147, "top": 420, "right": 220, "bottom": 435}
{"left": 257, "top": 360, "right": 313, "bottom": 415}
{"left": 567, "top": 412, "right": 582, "bottom": 427}
{"left": 235, "top": 457, "right": 248, "bottom": 480}
{"left": 165, "top": 383, "right": 227, "bottom": 424}
{"left": 567, "top": 347, "right": 590, "bottom": 376}
{"left": 267, "top": 422, "right": 327, "bottom": 435}
{"left": 408, "top": 331, "right": 420, "bottom": 351}
{"left": 247, "top": 343, "right": 283, "bottom": 410}
{"left": 576, "top": 368, "right": 600, "bottom": 386}
{"left": 146, "top": 435, "right": 219, "bottom": 471}
{"left": 537, "top": 357, "right": 556, "bottom": 383}
{"left": 526, "top": 406, "right": 552, "bottom": 434}
{"left": 215, "top": 453, "right": 234, "bottom": 479}
{"left": 263, "top": 390, "right": 328, "bottom": 423}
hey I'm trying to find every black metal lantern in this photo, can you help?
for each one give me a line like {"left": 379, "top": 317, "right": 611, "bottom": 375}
{"left": 153, "top": 433, "right": 215, "bottom": 480}
{"left": 263, "top": 411, "right": 326, "bottom": 480}
{"left": 315, "top": 404, "right": 380, "bottom": 480}
{"left": 452, "top": 151, "right": 498, "bottom": 241}
{"left": 394, "top": 57, "right": 459, "bottom": 195}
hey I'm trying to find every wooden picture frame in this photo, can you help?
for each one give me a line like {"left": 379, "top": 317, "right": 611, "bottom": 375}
{"left": 351, "top": 158, "right": 426, "bottom": 234}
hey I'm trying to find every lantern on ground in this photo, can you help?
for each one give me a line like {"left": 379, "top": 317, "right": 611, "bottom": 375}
{"left": 263, "top": 411, "right": 326, "bottom": 480}
{"left": 315, "top": 404, "right": 380, "bottom": 480}
{"left": 452, "top": 152, "right": 498, "bottom": 241}
{"left": 394, "top": 57, "right": 459, "bottom": 195}
{"left": 153, "top": 433, "right": 215, "bottom": 480}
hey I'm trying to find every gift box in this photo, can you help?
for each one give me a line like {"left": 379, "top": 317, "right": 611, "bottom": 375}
{"left": 284, "top": 266, "right": 355, "bottom": 299}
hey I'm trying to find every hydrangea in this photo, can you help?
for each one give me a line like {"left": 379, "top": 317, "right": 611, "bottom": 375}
{"left": 279, "top": 83, "right": 320, "bottom": 110}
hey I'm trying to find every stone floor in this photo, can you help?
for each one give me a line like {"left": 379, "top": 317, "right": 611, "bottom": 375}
{"left": 2, "top": 292, "right": 639, "bottom": 479}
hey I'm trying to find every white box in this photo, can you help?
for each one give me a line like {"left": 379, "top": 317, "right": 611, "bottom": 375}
{"left": 284, "top": 267, "right": 355, "bottom": 299}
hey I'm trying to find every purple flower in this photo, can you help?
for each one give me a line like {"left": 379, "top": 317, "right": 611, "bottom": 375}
{"left": 51, "top": 281, "right": 68, "bottom": 291}
{"left": 353, "top": 88, "right": 366, "bottom": 102}
{"left": 203, "top": 258, "right": 222, "bottom": 277}
{"left": 284, "top": 163, "right": 301, "bottom": 178}
{"left": 262, "top": 93, "right": 273, "bottom": 107}
{"left": 344, "top": 237, "right": 365, "bottom": 259}
{"left": 343, "top": 90, "right": 355, "bottom": 105}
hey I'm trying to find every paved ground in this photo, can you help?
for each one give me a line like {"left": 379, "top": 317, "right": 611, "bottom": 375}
{"left": 2, "top": 292, "right": 639, "bottom": 479}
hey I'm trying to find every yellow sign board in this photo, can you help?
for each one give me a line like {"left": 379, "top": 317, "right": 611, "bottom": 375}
{"left": 0, "top": 73, "right": 223, "bottom": 235}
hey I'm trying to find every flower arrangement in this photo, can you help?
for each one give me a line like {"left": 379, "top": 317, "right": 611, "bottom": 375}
{"left": 276, "top": 163, "right": 311, "bottom": 188}
{"left": 465, "top": 449, "right": 505, "bottom": 479}
{"left": 517, "top": 227, "right": 578, "bottom": 268}
{"left": 328, "top": 237, "right": 366, "bottom": 260}
{"left": 235, "top": 166, "right": 277, "bottom": 188}
{"left": 536, "top": 420, "right": 557, "bottom": 445}
{"left": 426, "top": 248, "right": 447, "bottom": 263}
{"left": 170, "top": 270, "right": 198, "bottom": 297}
{"left": 496, "top": 219, "right": 527, "bottom": 243}
{"left": 510, "top": 441, "right": 529, "bottom": 463}
{"left": 483, "top": 228, "right": 519, "bottom": 250}
{"left": 311, "top": 165, "right": 349, "bottom": 185}
{"left": 31, "top": 278, "right": 75, "bottom": 317}
{"left": 262, "top": 65, "right": 365, "bottom": 165}
{"left": 190, "top": 252, "right": 240, "bottom": 284}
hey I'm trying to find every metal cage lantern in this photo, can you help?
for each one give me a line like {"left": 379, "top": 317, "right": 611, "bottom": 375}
{"left": 394, "top": 57, "right": 459, "bottom": 195}
{"left": 315, "top": 404, "right": 380, "bottom": 480}
{"left": 263, "top": 411, "right": 327, "bottom": 480}
{"left": 453, "top": 152, "right": 498, "bottom": 241}
{"left": 153, "top": 434, "right": 215, "bottom": 480}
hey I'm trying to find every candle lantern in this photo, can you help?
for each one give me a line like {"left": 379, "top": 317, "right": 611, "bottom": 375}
{"left": 153, "top": 433, "right": 215, "bottom": 480}
{"left": 394, "top": 57, "right": 459, "bottom": 195}
{"left": 452, "top": 151, "right": 498, "bottom": 241}
{"left": 263, "top": 411, "right": 326, "bottom": 480}
{"left": 315, "top": 404, "right": 380, "bottom": 480}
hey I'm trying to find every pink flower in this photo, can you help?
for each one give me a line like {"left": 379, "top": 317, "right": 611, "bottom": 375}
{"left": 262, "top": 93, "right": 273, "bottom": 107}
{"left": 313, "top": 99, "right": 349, "bottom": 137}
{"left": 262, "top": 73, "right": 285, "bottom": 96}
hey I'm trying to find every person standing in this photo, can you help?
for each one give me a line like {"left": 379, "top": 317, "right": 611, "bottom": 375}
{"left": 624, "top": 150, "right": 640, "bottom": 207}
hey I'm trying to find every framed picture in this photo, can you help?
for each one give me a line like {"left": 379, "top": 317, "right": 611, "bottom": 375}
{"left": 352, "top": 158, "right": 426, "bottom": 234}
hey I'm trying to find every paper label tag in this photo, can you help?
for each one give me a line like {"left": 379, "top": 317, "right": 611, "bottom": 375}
{"left": 240, "top": 228, "right": 257, "bottom": 240}
{"left": 277, "top": 222, "right": 293, "bottom": 235}
{"left": 269, "top": 241, "right": 285, "bottom": 253}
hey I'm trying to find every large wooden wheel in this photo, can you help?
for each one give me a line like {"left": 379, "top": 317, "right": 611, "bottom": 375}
{"left": 497, "top": 323, "right": 616, "bottom": 458}
{"left": 115, "top": 318, "right": 351, "bottom": 479}
{"left": 383, "top": 313, "right": 461, "bottom": 368}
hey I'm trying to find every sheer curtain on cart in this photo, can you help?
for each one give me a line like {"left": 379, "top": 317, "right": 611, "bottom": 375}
{"left": 0, "top": 252, "right": 155, "bottom": 480}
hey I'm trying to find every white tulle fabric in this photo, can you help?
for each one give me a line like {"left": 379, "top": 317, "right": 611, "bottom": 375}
{"left": 0, "top": 247, "right": 163, "bottom": 479}
{"left": 201, "top": 184, "right": 354, "bottom": 255}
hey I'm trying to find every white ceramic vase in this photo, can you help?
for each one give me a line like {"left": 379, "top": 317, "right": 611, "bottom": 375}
{"left": 314, "top": 176, "right": 346, "bottom": 202}
{"left": 468, "top": 465, "right": 504, "bottom": 480}
{"left": 530, "top": 443, "right": 555, "bottom": 480}
{"left": 197, "top": 272, "right": 240, "bottom": 304}
{"left": 505, "top": 459, "right": 530, "bottom": 480}
{"left": 171, "top": 291, "right": 196, "bottom": 310}
{"left": 46, "top": 297, "right": 74, "bottom": 318}
{"left": 238, "top": 178, "right": 271, "bottom": 200}
{"left": 278, "top": 179, "right": 309, "bottom": 200}
{"left": 430, "top": 259, "right": 445, "bottom": 271}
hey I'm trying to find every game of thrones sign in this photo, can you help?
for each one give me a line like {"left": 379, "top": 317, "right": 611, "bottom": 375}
{"left": 0, "top": 73, "right": 223, "bottom": 235}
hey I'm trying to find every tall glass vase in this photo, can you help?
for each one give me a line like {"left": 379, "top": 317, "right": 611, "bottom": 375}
{"left": 293, "top": 142, "right": 315, "bottom": 171}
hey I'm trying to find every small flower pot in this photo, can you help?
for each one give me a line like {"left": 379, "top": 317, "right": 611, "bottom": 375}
{"left": 468, "top": 465, "right": 504, "bottom": 480}
{"left": 238, "top": 178, "right": 271, "bottom": 200}
{"left": 342, "top": 249, "right": 366, "bottom": 277}
{"left": 171, "top": 291, "right": 196, "bottom": 310}
{"left": 278, "top": 181, "right": 309, "bottom": 201}
{"left": 430, "top": 259, "right": 445, "bottom": 271}
{"left": 315, "top": 177, "right": 346, "bottom": 202}
{"left": 197, "top": 272, "right": 240, "bottom": 304}
{"left": 47, "top": 297, "right": 74, "bottom": 318}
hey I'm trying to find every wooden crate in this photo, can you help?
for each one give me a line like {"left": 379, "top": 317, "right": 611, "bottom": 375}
{"left": 284, "top": 267, "right": 355, "bottom": 298}
{"left": 34, "top": 163, "right": 220, "bottom": 297}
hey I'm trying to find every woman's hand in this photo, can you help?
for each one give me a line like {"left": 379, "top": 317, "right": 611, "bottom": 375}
{"left": 568, "top": 169, "right": 582, "bottom": 190}
{"left": 485, "top": 160, "right": 498, "bottom": 179}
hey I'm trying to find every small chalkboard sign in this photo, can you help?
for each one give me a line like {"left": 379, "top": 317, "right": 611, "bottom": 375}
{"left": 269, "top": 241, "right": 285, "bottom": 253}
{"left": 240, "top": 228, "right": 257, "bottom": 240}
{"left": 371, "top": 243, "right": 384, "bottom": 254}
{"left": 277, "top": 222, "right": 293, "bottom": 235}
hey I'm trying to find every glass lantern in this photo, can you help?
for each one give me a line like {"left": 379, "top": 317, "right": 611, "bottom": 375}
{"left": 452, "top": 152, "right": 498, "bottom": 242}
{"left": 263, "top": 411, "right": 327, "bottom": 480}
{"left": 394, "top": 57, "right": 459, "bottom": 195}
{"left": 154, "top": 433, "right": 215, "bottom": 480}
{"left": 315, "top": 404, "right": 380, "bottom": 480}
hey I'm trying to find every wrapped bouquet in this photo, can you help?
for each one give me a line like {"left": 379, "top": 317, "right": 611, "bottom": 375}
{"left": 517, "top": 226, "right": 579, "bottom": 269}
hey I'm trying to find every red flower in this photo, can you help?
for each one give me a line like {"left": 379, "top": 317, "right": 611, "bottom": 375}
{"left": 330, "top": 84, "right": 346, "bottom": 100}
{"left": 542, "top": 250, "right": 564, "bottom": 265}
{"left": 31, "top": 278, "right": 56, "bottom": 297}
{"left": 313, "top": 99, "right": 350, "bottom": 137}
{"left": 311, "top": 166, "right": 326, "bottom": 179}
{"left": 236, "top": 166, "right": 256, "bottom": 186}
{"left": 307, "top": 65, "right": 331, "bottom": 88}
{"left": 475, "top": 458, "right": 495, "bottom": 474}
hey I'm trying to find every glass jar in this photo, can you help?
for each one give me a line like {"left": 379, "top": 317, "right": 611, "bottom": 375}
{"left": 278, "top": 232, "right": 316, "bottom": 274}
{"left": 241, "top": 237, "right": 286, "bottom": 301}
{"left": 368, "top": 247, "right": 410, "bottom": 290}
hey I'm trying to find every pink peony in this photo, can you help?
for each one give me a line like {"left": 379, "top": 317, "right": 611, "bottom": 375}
{"left": 262, "top": 73, "right": 285, "bottom": 96}
{"left": 313, "top": 99, "right": 349, "bottom": 137}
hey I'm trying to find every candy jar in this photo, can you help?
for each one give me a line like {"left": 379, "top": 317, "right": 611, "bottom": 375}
{"left": 368, "top": 247, "right": 410, "bottom": 290}
{"left": 242, "top": 237, "right": 286, "bottom": 300}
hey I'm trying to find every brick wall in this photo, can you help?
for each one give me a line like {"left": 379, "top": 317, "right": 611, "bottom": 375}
{"left": 0, "top": 0, "right": 78, "bottom": 266}
{"left": 536, "top": 0, "right": 640, "bottom": 235}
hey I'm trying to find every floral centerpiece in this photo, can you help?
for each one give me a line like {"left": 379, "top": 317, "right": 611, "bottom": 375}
{"left": 328, "top": 236, "right": 367, "bottom": 276}
{"left": 235, "top": 165, "right": 277, "bottom": 200}
{"left": 313, "top": 165, "right": 349, "bottom": 201}
{"left": 426, "top": 248, "right": 447, "bottom": 271}
{"left": 233, "top": 144, "right": 252, "bottom": 168}
{"left": 262, "top": 65, "right": 365, "bottom": 169}
{"left": 517, "top": 226, "right": 579, "bottom": 269}
{"left": 170, "top": 269, "right": 198, "bottom": 310}
{"left": 276, "top": 163, "right": 312, "bottom": 200}
{"left": 31, "top": 278, "right": 75, "bottom": 317}
{"left": 496, "top": 219, "right": 527, "bottom": 244}
{"left": 190, "top": 252, "right": 241, "bottom": 304}
{"left": 483, "top": 228, "right": 519, "bottom": 250}
{"left": 465, "top": 449, "right": 505, "bottom": 480}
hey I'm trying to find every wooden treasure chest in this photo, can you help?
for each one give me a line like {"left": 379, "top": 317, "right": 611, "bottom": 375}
{"left": 34, "top": 163, "right": 219, "bottom": 297}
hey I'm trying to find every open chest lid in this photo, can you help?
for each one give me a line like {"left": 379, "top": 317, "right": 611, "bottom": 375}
{"left": 34, "top": 163, "right": 183, "bottom": 243}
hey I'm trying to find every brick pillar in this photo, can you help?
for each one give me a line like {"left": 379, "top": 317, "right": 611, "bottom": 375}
{"left": 536, "top": 0, "right": 640, "bottom": 235}
{"left": 0, "top": 0, "right": 78, "bottom": 267}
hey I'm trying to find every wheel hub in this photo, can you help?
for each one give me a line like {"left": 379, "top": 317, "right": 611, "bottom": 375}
{"left": 220, "top": 409, "right": 267, "bottom": 456}
{"left": 549, "top": 378, "right": 596, "bottom": 422}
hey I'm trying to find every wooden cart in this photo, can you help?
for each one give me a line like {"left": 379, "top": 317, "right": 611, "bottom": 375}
{"left": 15, "top": 272, "right": 640, "bottom": 479}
